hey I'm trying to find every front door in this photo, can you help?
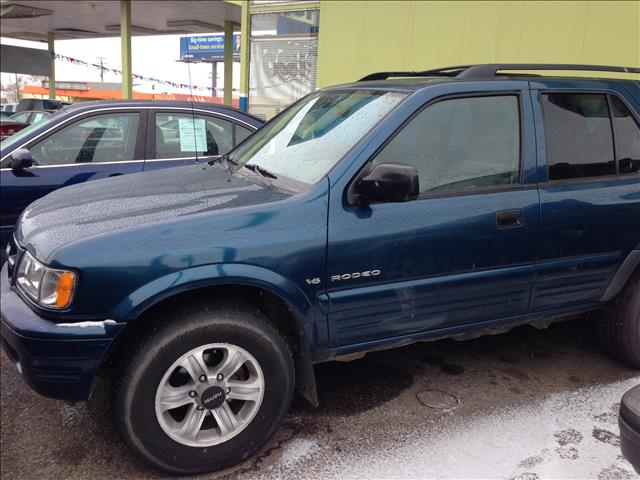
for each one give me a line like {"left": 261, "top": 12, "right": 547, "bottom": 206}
{"left": 327, "top": 89, "right": 540, "bottom": 347}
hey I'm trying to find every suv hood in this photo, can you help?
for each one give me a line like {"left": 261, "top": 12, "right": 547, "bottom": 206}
{"left": 16, "top": 163, "right": 290, "bottom": 261}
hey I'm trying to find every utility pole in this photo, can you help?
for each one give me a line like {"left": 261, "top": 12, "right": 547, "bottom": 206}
{"left": 14, "top": 73, "right": 20, "bottom": 101}
{"left": 97, "top": 56, "right": 107, "bottom": 83}
{"left": 211, "top": 60, "right": 217, "bottom": 96}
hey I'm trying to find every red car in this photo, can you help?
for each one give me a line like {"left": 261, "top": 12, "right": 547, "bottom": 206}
{"left": 0, "top": 112, "right": 29, "bottom": 141}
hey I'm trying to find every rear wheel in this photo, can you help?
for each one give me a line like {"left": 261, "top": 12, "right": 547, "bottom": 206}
{"left": 597, "top": 272, "right": 640, "bottom": 369}
{"left": 113, "top": 304, "right": 294, "bottom": 474}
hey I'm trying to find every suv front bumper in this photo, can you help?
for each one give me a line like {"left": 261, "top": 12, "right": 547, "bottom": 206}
{"left": 0, "top": 262, "right": 125, "bottom": 401}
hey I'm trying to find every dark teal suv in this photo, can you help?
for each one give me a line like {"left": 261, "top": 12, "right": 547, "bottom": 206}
{"left": 1, "top": 64, "right": 639, "bottom": 474}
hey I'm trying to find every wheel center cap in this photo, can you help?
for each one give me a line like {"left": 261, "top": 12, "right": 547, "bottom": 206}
{"left": 200, "top": 385, "right": 226, "bottom": 410}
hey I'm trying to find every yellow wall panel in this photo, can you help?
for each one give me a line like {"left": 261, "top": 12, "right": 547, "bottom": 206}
{"left": 581, "top": 1, "right": 640, "bottom": 65}
{"left": 407, "top": 1, "right": 467, "bottom": 67}
{"left": 316, "top": 0, "right": 640, "bottom": 87}
{"left": 518, "top": 1, "right": 588, "bottom": 62}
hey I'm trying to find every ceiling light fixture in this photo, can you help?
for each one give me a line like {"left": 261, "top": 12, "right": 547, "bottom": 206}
{"left": 105, "top": 24, "right": 158, "bottom": 34}
{"left": 0, "top": 3, "right": 53, "bottom": 19}
{"left": 166, "top": 20, "right": 223, "bottom": 32}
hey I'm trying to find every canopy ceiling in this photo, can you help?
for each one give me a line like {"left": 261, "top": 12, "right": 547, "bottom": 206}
{"left": 0, "top": 1, "right": 241, "bottom": 41}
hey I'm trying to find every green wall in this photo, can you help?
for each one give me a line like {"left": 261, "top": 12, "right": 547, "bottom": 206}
{"left": 316, "top": 0, "right": 640, "bottom": 87}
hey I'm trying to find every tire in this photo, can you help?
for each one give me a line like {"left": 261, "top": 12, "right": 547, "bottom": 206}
{"left": 112, "top": 303, "right": 295, "bottom": 475}
{"left": 597, "top": 271, "right": 640, "bottom": 369}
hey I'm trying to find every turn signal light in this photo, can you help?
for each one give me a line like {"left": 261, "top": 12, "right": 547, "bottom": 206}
{"left": 56, "top": 272, "right": 76, "bottom": 309}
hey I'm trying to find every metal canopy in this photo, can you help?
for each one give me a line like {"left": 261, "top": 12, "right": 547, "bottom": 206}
{"left": 0, "top": 44, "right": 51, "bottom": 75}
{"left": 0, "top": 0, "right": 241, "bottom": 41}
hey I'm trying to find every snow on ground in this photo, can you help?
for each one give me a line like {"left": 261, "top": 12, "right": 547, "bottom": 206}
{"left": 315, "top": 380, "right": 638, "bottom": 479}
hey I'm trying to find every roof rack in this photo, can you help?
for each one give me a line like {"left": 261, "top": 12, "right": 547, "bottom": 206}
{"left": 358, "top": 64, "right": 640, "bottom": 82}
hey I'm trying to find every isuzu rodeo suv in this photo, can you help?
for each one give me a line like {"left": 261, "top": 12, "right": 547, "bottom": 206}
{"left": 1, "top": 64, "right": 639, "bottom": 474}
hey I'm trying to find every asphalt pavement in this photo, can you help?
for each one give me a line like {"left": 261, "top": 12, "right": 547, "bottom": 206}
{"left": 1, "top": 318, "right": 639, "bottom": 480}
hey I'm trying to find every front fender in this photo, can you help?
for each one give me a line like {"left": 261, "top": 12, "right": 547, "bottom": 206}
{"left": 109, "top": 262, "right": 323, "bottom": 407}
{"left": 112, "top": 262, "right": 314, "bottom": 323}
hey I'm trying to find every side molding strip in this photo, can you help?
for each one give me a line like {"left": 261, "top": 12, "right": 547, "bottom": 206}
{"left": 601, "top": 250, "right": 640, "bottom": 302}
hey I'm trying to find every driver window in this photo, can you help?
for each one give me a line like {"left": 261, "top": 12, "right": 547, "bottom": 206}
{"left": 372, "top": 95, "right": 520, "bottom": 193}
{"left": 29, "top": 113, "right": 140, "bottom": 166}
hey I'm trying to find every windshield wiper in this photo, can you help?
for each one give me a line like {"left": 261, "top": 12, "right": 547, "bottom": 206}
{"left": 208, "top": 153, "right": 238, "bottom": 166}
{"left": 243, "top": 163, "right": 278, "bottom": 179}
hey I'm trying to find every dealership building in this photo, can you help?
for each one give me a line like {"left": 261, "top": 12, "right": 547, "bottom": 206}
{"left": 1, "top": 1, "right": 638, "bottom": 119}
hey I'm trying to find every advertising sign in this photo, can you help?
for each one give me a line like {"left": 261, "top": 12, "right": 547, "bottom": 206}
{"left": 179, "top": 34, "right": 241, "bottom": 62}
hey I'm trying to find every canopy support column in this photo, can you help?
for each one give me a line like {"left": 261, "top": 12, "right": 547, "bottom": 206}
{"left": 239, "top": 0, "right": 250, "bottom": 112}
{"left": 120, "top": 0, "right": 132, "bottom": 99}
{"left": 47, "top": 33, "right": 55, "bottom": 99}
{"left": 223, "top": 20, "right": 234, "bottom": 107}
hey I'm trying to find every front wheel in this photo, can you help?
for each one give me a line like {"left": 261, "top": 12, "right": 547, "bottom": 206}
{"left": 113, "top": 304, "right": 294, "bottom": 474}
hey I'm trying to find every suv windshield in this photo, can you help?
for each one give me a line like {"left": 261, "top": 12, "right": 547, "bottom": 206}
{"left": 230, "top": 90, "right": 407, "bottom": 185}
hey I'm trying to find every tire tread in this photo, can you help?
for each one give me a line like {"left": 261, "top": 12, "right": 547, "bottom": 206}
{"left": 597, "top": 271, "right": 640, "bottom": 369}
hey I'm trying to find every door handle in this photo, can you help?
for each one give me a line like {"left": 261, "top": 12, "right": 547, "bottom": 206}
{"left": 496, "top": 209, "right": 524, "bottom": 229}
{"left": 108, "top": 173, "right": 123, "bottom": 177}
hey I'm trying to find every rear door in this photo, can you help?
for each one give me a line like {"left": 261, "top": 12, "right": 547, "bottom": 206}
{"left": 531, "top": 81, "right": 640, "bottom": 310}
{"left": 0, "top": 110, "right": 146, "bottom": 246}
{"left": 144, "top": 110, "right": 240, "bottom": 171}
{"left": 326, "top": 83, "right": 541, "bottom": 347}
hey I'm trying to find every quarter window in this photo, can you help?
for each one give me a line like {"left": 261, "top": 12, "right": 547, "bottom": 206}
{"left": 235, "top": 124, "right": 253, "bottom": 145}
{"left": 541, "top": 93, "right": 615, "bottom": 180}
{"left": 610, "top": 96, "right": 640, "bottom": 175}
{"left": 372, "top": 95, "right": 521, "bottom": 194}
{"left": 29, "top": 113, "right": 140, "bottom": 166}
{"left": 154, "top": 113, "right": 233, "bottom": 159}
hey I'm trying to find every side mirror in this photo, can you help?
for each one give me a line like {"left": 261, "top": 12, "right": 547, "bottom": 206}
{"left": 352, "top": 162, "right": 419, "bottom": 204}
{"left": 9, "top": 148, "right": 33, "bottom": 171}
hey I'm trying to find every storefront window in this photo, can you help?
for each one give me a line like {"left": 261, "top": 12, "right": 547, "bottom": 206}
{"left": 249, "top": 9, "right": 319, "bottom": 119}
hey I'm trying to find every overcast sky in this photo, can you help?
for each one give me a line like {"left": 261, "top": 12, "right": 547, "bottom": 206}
{"left": 0, "top": 35, "right": 240, "bottom": 95}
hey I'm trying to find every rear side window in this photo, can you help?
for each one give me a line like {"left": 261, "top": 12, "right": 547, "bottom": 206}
{"left": 11, "top": 112, "right": 30, "bottom": 123}
{"left": 610, "top": 96, "right": 640, "bottom": 175}
{"left": 542, "top": 93, "right": 615, "bottom": 181}
{"left": 155, "top": 113, "right": 234, "bottom": 159}
{"left": 372, "top": 95, "right": 520, "bottom": 194}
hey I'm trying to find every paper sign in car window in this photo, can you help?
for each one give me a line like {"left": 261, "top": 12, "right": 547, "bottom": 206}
{"left": 178, "top": 118, "right": 207, "bottom": 152}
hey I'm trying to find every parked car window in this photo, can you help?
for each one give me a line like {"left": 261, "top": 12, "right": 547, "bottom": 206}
{"left": 29, "top": 113, "right": 140, "bottom": 166}
{"left": 372, "top": 95, "right": 520, "bottom": 193}
{"left": 10, "top": 112, "right": 30, "bottom": 123}
{"left": 30, "top": 112, "right": 50, "bottom": 125}
{"left": 610, "top": 96, "right": 640, "bottom": 175}
{"left": 155, "top": 113, "right": 233, "bottom": 159}
{"left": 235, "top": 124, "right": 253, "bottom": 145}
{"left": 542, "top": 93, "right": 615, "bottom": 180}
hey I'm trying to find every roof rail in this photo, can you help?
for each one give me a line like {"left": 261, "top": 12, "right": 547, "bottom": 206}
{"left": 358, "top": 66, "right": 472, "bottom": 82}
{"left": 457, "top": 64, "right": 640, "bottom": 78}
{"left": 358, "top": 64, "right": 640, "bottom": 82}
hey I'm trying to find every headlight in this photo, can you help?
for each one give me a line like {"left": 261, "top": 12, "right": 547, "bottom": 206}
{"left": 16, "top": 252, "right": 76, "bottom": 309}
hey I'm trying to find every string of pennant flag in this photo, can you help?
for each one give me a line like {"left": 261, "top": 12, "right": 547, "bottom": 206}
{"left": 53, "top": 53, "right": 236, "bottom": 92}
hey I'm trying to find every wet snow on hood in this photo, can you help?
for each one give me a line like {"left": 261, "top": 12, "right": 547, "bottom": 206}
{"left": 16, "top": 163, "right": 288, "bottom": 260}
